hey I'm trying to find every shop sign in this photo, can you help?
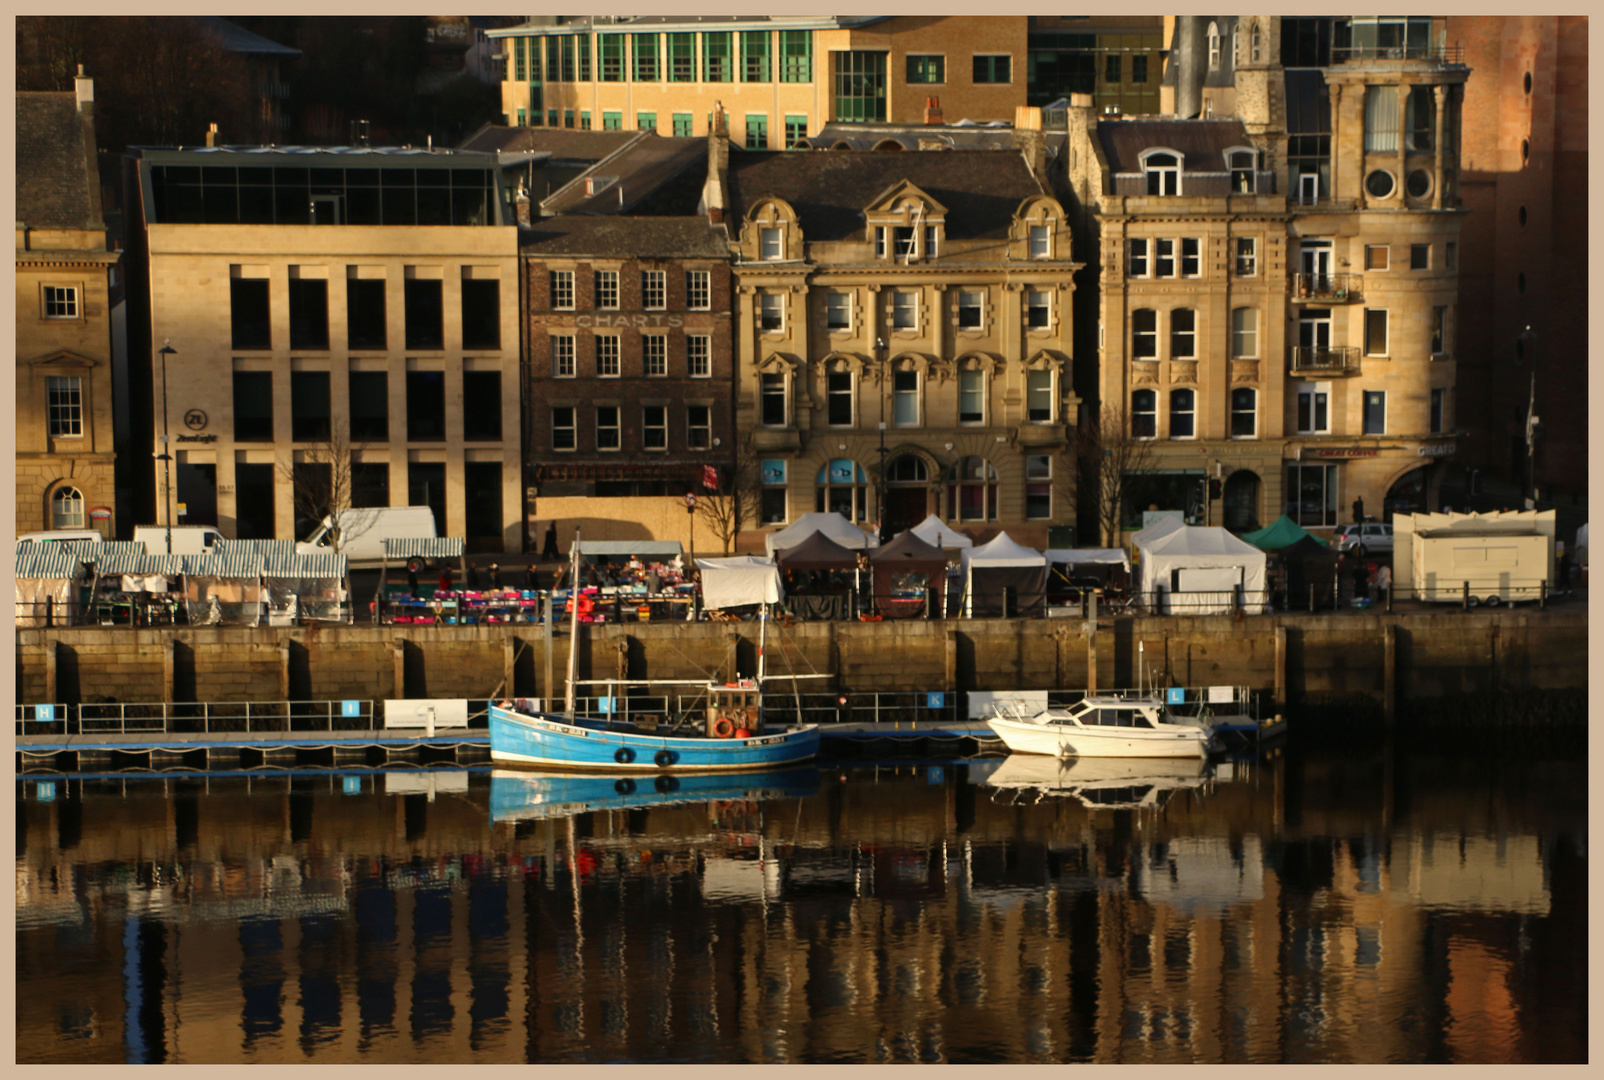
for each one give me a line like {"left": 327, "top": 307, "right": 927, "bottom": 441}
{"left": 1418, "top": 443, "right": 1456, "bottom": 457}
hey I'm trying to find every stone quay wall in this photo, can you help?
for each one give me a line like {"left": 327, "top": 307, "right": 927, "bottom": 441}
{"left": 16, "top": 609, "right": 1587, "bottom": 725}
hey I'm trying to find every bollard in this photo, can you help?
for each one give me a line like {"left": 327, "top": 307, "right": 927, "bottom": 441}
{"left": 1540, "top": 580, "right": 1547, "bottom": 610}
{"left": 1309, "top": 583, "right": 1315, "bottom": 613}
{"left": 1385, "top": 584, "right": 1392, "bottom": 614}
{"left": 1462, "top": 580, "right": 1469, "bottom": 611}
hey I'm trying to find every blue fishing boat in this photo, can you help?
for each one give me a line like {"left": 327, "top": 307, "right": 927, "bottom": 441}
{"left": 488, "top": 765, "right": 821, "bottom": 823}
{"left": 489, "top": 529, "right": 821, "bottom": 773}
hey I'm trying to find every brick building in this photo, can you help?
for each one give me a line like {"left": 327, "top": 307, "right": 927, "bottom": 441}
{"left": 16, "top": 73, "right": 122, "bottom": 537}
{"left": 122, "top": 145, "right": 524, "bottom": 550}
{"left": 520, "top": 215, "right": 734, "bottom": 548}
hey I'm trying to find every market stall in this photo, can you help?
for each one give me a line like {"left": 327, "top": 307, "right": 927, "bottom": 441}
{"left": 697, "top": 555, "right": 783, "bottom": 617}
{"left": 14, "top": 542, "right": 95, "bottom": 627}
{"left": 262, "top": 550, "right": 351, "bottom": 624}
{"left": 869, "top": 529, "right": 948, "bottom": 619}
{"left": 86, "top": 542, "right": 183, "bottom": 625}
{"left": 180, "top": 551, "right": 266, "bottom": 627}
{"left": 764, "top": 512, "right": 879, "bottom": 556}
{"left": 909, "top": 513, "right": 974, "bottom": 552}
{"left": 1043, "top": 547, "right": 1132, "bottom": 608}
{"left": 960, "top": 532, "right": 1048, "bottom": 618}
{"left": 1134, "top": 524, "right": 1269, "bottom": 615}
{"left": 775, "top": 531, "right": 860, "bottom": 620}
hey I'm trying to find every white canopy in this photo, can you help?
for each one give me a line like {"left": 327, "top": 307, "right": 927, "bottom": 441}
{"left": 763, "top": 512, "right": 879, "bottom": 556}
{"left": 1135, "top": 525, "right": 1268, "bottom": 615}
{"left": 697, "top": 555, "right": 783, "bottom": 609}
{"left": 960, "top": 531, "right": 1047, "bottom": 573}
{"left": 1130, "top": 514, "right": 1187, "bottom": 551}
{"left": 1044, "top": 547, "right": 1132, "bottom": 573}
{"left": 909, "top": 514, "right": 973, "bottom": 550}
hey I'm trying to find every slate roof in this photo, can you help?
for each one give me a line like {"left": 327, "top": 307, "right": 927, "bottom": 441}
{"left": 16, "top": 92, "right": 101, "bottom": 230}
{"left": 726, "top": 150, "right": 1042, "bottom": 242}
{"left": 803, "top": 121, "right": 1021, "bottom": 152}
{"left": 458, "top": 125, "right": 639, "bottom": 162}
{"left": 520, "top": 215, "right": 727, "bottom": 259}
{"left": 542, "top": 134, "right": 707, "bottom": 215}
{"left": 1096, "top": 118, "right": 1252, "bottom": 174}
{"left": 195, "top": 16, "right": 301, "bottom": 57}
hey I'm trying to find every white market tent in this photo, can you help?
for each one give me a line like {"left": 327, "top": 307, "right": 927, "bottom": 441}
{"left": 960, "top": 532, "right": 1048, "bottom": 617}
{"left": 697, "top": 555, "right": 784, "bottom": 610}
{"left": 909, "top": 514, "right": 974, "bottom": 551}
{"left": 1135, "top": 525, "right": 1268, "bottom": 615}
{"left": 764, "top": 512, "right": 879, "bottom": 556}
{"left": 1043, "top": 547, "right": 1131, "bottom": 573}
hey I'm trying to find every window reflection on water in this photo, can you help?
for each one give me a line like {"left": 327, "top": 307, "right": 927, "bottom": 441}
{"left": 14, "top": 744, "right": 1586, "bottom": 1064}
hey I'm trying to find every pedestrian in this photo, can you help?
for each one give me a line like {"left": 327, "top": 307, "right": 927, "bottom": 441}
{"left": 489, "top": 562, "right": 501, "bottom": 590}
{"left": 438, "top": 564, "right": 453, "bottom": 596}
{"left": 1352, "top": 495, "right": 1365, "bottom": 524}
{"left": 542, "top": 521, "right": 559, "bottom": 561}
{"left": 524, "top": 562, "right": 540, "bottom": 591}
{"left": 407, "top": 564, "right": 419, "bottom": 596}
{"left": 1376, "top": 562, "right": 1392, "bottom": 598}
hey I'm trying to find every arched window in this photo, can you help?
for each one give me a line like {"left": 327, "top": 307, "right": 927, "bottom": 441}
{"left": 1132, "top": 308, "right": 1158, "bottom": 359}
{"left": 1250, "top": 23, "right": 1261, "bottom": 63}
{"left": 51, "top": 485, "right": 84, "bottom": 529}
{"left": 1131, "top": 390, "right": 1156, "bottom": 438}
{"left": 946, "top": 456, "right": 998, "bottom": 522}
{"left": 1170, "top": 308, "right": 1196, "bottom": 359}
{"left": 1207, "top": 22, "right": 1221, "bottom": 69}
{"left": 815, "top": 458, "right": 868, "bottom": 522}
{"left": 1169, "top": 388, "right": 1196, "bottom": 439}
{"left": 1231, "top": 387, "right": 1258, "bottom": 438}
{"left": 1142, "top": 151, "right": 1181, "bottom": 196}
{"left": 887, "top": 455, "right": 928, "bottom": 484}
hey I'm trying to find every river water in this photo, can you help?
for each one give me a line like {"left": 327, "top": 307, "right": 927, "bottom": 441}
{"left": 15, "top": 738, "right": 1586, "bottom": 1064}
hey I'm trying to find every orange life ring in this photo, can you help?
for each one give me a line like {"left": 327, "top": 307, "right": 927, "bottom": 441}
{"left": 712, "top": 717, "right": 735, "bottom": 738}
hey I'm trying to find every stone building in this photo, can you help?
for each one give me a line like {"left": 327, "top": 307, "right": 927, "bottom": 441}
{"left": 710, "top": 123, "right": 1081, "bottom": 549}
{"left": 16, "top": 73, "right": 121, "bottom": 537}
{"left": 121, "top": 145, "right": 523, "bottom": 551}
{"left": 520, "top": 215, "right": 734, "bottom": 548}
{"left": 1070, "top": 15, "right": 1469, "bottom": 535}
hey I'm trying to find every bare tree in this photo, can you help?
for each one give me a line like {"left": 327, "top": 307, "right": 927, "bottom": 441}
{"left": 278, "top": 421, "right": 373, "bottom": 552}
{"left": 694, "top": 435, "right": 759, "bottom": 556}
{"left": 1075, "top": 400, "right": 1158, "bottom": 547}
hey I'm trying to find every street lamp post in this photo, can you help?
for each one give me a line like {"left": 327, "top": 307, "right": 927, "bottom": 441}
{"left": 875, "top": 337, "right": 889, "bottom": 541}
{"left": 157, "top": 341, "right": 177, "bottom": 555}
{"left": 1518, "top": 325, "right": 1539, "bottom": 508}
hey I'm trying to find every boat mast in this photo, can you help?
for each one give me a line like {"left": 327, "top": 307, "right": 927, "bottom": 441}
{"left": 757, "top": 601, "right": 767, "bottom": 684}
{"left": 564, "top": 527, "right": 581, "bottom": 718}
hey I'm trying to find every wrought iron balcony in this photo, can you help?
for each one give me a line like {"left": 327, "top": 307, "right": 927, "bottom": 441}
{"left": 1289, "top": 345, "right": 1360, "bottom": 375}
{"left": 1291, "top": 272, "right": 1362, "bottom": 304}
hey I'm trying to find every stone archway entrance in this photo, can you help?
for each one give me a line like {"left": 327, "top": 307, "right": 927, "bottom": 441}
{"left": 1222, "top": 469, "right": 1261, "bottom": 532}
{"left": 884, "top": 453, "right": 930, "bottom": 535}
{"left": 1385, "top": 465, "right": 1430, "bottom": 521}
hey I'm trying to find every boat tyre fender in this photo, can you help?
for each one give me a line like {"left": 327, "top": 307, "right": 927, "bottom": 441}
{"left": 655, "top": 774, "right": 679, "bottom": 793}
{"left": 614, "top": 747, "right": 636, "bottom": 764}
{"left": 712, "top": 717, "right": 735, "bottom": 739}
{"left": 614, "top": 778, "right": 636, "bottom": 795}
{"left": 654, "top": 749, "right": 675, "bottom": 768}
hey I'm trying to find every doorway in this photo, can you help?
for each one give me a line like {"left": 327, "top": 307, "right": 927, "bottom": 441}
{"left": 1222, "top": 470, "right": 1261, "bottom": 532}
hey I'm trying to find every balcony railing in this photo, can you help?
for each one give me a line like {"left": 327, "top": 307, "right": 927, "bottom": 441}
{"left": 1289, "top": 345, "right": 1360, "bottom": 375}
{"left": 1291, "top": 273, "right": 1362, "bottom": 303}
{"left": 1333, "top": 42, "right": 1465, "bottom": 64}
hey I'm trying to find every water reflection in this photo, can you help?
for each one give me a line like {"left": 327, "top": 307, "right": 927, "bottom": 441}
{"left": 14, "top": 746, "right": 1587, "bottom": 1064}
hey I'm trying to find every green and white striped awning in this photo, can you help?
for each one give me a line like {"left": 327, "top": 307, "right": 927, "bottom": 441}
{"left": 216, "top": 539, "right": 294, "bottom": 561}
{"left": 181, "top": 552, "right": 266, "bottom": 578}
{"left": 13, "top": 545, "right": 95, "bottom": 579}
{"left": 263, "top": 552, "right": 348, "bottom": 578}
{"left": 91, "top": 542, "right": 159, "bottom": 575}
{"left": 382, "top": 538, "right": 465, "bottom": 560}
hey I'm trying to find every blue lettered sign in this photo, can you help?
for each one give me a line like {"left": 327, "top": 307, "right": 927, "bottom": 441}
{"left": 597, "top": 697, "right": 614, "bottom": 715}
{"left": 1166, "top": 688, "right": 1186, "bottom": 705}
{"left": 34, "top": 704, "right": 55, "bottom": 723}
{"left": 341, "top": 700, "right": 362, "bottom": 718}
{"left": 342, "top": 776, "right": 363, "bottom": 795}
{"left": 926, "top": 692, "right": 945, "bottom": 709}
{"left": 928, "top": 766, "right": 945, "bottom": 784}
{"left": 35, "top": 781, "right": 56, "bottom": 803}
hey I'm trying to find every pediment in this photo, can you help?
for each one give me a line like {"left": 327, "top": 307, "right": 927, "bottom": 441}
{"left": 863, "top": 179, "right": 948, "bottom": 221}
{"left": 27, "top": 349, "right": 97, "bottom": 369}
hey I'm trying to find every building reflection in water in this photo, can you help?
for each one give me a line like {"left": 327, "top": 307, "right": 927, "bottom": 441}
{"left": 13, "top": 747, "right": 1587, "bottom": 1064}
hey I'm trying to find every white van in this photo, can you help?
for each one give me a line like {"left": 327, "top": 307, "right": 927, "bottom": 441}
{"left": 133, "top": 525, "right": 226, "bottom": 556}
{"left": 16, "top": 529, "right": 103, "bottom": 546}
{"left": 297, "top": 506, "right": 438, "bottom": 569}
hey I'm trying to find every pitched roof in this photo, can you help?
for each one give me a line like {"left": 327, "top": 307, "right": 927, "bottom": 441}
{"left": 194, "top": 16, "right": 301, "bottom": 57}
{"left": 542, "top": 134, "right": 707, "bottom": 215}
{"left": 726, "top": 150, "right": 1041, "bottom": 242}
{"left": 458, "top": 125, "right": 639, "bottom": 162}
{"left": 519, "top": 215, "right": 726, "bottom": 259}
{"left": 16, "top": 92, "right": 101, "bottom": 231}
{"left": 1095, "top": 117, "right": 1252, "bottom": 174}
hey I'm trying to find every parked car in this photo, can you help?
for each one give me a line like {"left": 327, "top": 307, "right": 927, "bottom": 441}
{"left": 1334, "top": 522, "right": 1394, "bottom": 556}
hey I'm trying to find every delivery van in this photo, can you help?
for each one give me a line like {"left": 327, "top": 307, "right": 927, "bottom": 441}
{"left": 16, "top": 529, "right": 103, "bottom": 546}
{"left": 297, "top": 506, "right": 438, "bottom": 569}
{"left": 133, "top": 525, "right": 226, "bottom": 556}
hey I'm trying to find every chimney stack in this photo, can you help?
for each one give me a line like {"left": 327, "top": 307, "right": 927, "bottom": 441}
{"left": 701, "top": 102, "right": 730, "bottom": 224}
{"left": 924, "top": 96, "right": 944, "bottom": 125}
{"left": 74, "top": 64, "right": 93, "bottom": 113}
{"left": 514, "top": 181, "right": 531, "bottom": 226}
{"left": 206, "top": 123, "right": 218, "bottom": 148}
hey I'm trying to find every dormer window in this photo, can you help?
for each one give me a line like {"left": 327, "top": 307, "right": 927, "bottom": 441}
{"left": 760, "top": 227, "right": 783, "bottom": 260}
{"left": 1227, "top": 149, "right": 1257, "bottom": 193}
{"left": 1142, "top": 150, "right": 1182, "bottom": 196}
{"left": 1029, "top": 225, "right": 1051, "bottom": 258}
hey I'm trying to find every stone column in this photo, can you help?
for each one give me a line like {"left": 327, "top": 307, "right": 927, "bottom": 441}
{"left": 1327, "top": 83, "right": 1344, "bottom": 205}
{"left": 392, "top": 638, "right": 406, "bottom": 699}
{"left": 1431, "top": 85, "right": 1447, "bottom": 209}
{"left": 1396, "top": 79, "right": 1410, "bottom": 196}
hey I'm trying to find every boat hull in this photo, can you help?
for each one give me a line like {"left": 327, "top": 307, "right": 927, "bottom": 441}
{"left": 489, "top": 766, "right": 821, "bottom": 823}
{"left": 489, "top": 703, "right": 821, "bottom": 772}
{"left": 986, "top": 715, "right": 1214, "bottom": 758}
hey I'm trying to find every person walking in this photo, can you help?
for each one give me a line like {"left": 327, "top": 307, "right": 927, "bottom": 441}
{"left": 466, "top": 560, "right": 481, "bottom": 590}
{"left": 407, "top": 564, "right": 419, "bottom": 596}
{"left": 524, "top": 562, "right": 541, "bottom": 591}
{"left": 1352, "top": 496, "right": 1365, "bottom": 524}
{"left": 542, "top": 521, "right": 560, "bottom": 560}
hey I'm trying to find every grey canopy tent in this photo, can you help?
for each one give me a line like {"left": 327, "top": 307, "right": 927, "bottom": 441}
{"left": 960, "top": 532, "right": 1048, "bottom": 618}
{"left": 775, "top": 530, "right": 860, "bottom": 620}
{"left": 869, "top": 529, "right": 948, "bottom": 618}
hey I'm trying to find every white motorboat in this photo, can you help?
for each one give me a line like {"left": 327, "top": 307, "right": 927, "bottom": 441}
{"left": 983, "top": 754, "right": 1210, "bottom": 811}
{"left": 984, "top": 695, "right": 1220, "bottom": 759}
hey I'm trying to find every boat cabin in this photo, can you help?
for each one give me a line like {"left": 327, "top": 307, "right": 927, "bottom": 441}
{"left": 1056, "top": 699, "right": 1165, "bottom": 729}
{"left": 707, "top": 681, "right": 762, "bottom": 738}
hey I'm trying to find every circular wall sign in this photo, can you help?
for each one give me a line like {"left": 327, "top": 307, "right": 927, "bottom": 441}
{"left": 184, "top": 409, "right": 208, "bottom": 431}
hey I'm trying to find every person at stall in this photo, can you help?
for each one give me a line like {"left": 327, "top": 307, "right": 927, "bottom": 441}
{"left": 524, "top": 563, "right": 540, "bottom": 591}
{"left": 466, "top": 561, "right": 481, "bottom": 590}
{"left": 626, "top": 553, "right": 644, "bottom": 577}
{"left": 407, "top": 564, "right": 420, "bottom": 596}
{"left": 489, "top": 563, "right": 501, "bottom": 590}
{"left": 437, "top": 565, "right": 454, "bottom": 596}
